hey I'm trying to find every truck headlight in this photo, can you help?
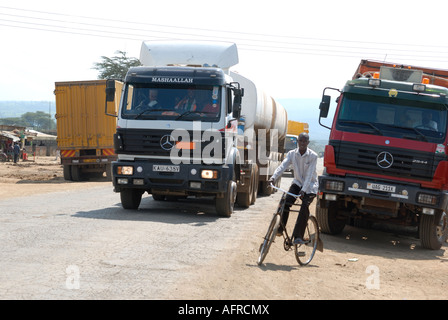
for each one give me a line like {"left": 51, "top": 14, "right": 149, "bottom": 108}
{"left": 324, "top": 180, "right": 344, "bottom": 192}
{"left": 201, "top": 170, "right": 218, "bottom": 179}
{"left": 417, "top": 193, "right": 438, "bottom": 205}
{"left": 117, "top": 166, "right": 133, "bottom": 175}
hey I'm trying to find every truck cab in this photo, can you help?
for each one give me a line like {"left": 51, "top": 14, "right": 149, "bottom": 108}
{"left": 105, "top": 41, "right": 287, "bottom": 217}
{"left": 317, "top": 63, "right": 448, "bottom": 249}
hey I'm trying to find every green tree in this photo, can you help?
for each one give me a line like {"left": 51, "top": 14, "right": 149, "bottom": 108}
{"left": 92, "top": 50, "right": 141, "bottom": 80}
{"left": 0, "top": 117, "right": 27, "bottom": 127}
{"left": 0, "top": 111, "right": 55, "bottom": 131}
{"left": 21, "top": 111, "right": 55, "bottom": 131}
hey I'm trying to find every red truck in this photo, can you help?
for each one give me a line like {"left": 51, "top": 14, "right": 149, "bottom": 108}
{"left": 317, "top": 59, "right": 448, "bottom": 249}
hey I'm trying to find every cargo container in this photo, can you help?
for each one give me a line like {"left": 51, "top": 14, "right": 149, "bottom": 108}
{"left": 55, "top": 80, "right": 122, "bottom": 181}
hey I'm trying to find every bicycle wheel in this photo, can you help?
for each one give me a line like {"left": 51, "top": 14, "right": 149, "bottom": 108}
{"left": 295, "top": 216, "right": 319, "bottom": 266}
{"left": 257, "top": 213, "right": 280, "bottom": 265}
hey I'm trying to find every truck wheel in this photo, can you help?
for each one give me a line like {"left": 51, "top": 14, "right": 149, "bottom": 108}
{"left": 251, "top": 164, "right": 259, "bottom": 205}
{"left": 71, "top": 165, "right": 83, "bottom": 181}
{"left": 259, "top": 180, "right": 273, "bottom": 196}
{"left": 216, "top": 180, "right": 237, "bottom": 217}
{"left": 419, "top": 211, "right": 447, "bottom": 250}
{"left": 63, "top": 165, "right": 72, "bottom": 181}
{"left": 316, "top": 200, "right": 346, "bottom": 235}
{"left": 236, "top": 165, "right": 255, "bottom": 208}
{"left": 120, "top": 189, "right": 142, "bottom": 210}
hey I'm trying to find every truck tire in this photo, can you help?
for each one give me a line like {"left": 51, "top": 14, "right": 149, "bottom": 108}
{"left": 71, "top": 165, "right": 83, "bottom": 181}
{"left": 120, "top": 189, "right": 143, "bottom": 210}
{"left": 419, "top": 211, "right": 447, "bottom": 250}
{"left": 251, "top": 164, "right": 259, "bottom": 205}
{"left": 216, "top": 180, "right": 237, "bottom": 217}
{"left": 236, "top": 165, "right": 256, "bottom": 208}
{"left": 316, "top": 200, "right": 346, "bottom": 235}
{"left": 63, "top": 165, "right": 72, "bottom": 181}
{"left": 259, "top": 180, "right": 273, "bottom": 196}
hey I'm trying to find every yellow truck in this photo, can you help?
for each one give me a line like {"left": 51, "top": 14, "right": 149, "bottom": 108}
{"left": 284, "top": 120, "right": 309, "bottom": 174}
{"left": 54, "top": 80, "right": 122, "bottom": 181}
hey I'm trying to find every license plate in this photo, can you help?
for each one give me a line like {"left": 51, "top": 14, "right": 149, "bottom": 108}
{"left": 367, "top": 182, "right": 396, "bottom": 193}
{"left": 152, "top": 165, "right": 180, "bottom": 172}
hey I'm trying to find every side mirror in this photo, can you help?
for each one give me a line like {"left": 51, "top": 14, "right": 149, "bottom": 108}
{"left": 319, "top": 95, "right": 331, "bottom": 118}
{"left": 232, "top": 86, "right": 244, "bottom": 119}
{"left": 105, "top": 79, "right": 116, "bottom": 102}
{"left": 105, "top": 79, "right": 118, "bottom": 117}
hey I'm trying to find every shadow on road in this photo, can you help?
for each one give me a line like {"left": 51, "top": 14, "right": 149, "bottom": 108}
{"left": 319, "top": 224, "right": 447, "bottom": 261}
{"left": 73, "top": 194, "right": 245, "bottom": 225}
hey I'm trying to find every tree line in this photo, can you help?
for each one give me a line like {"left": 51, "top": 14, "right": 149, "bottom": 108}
{"left": 0, "top": 111, "right": 55, "bottom": 132}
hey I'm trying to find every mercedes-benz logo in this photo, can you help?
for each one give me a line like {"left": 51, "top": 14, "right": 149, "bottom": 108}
{"left": 160, "top": 135, "right": 175, "bottom": 150}
{"left": 376, "top": 151, "right": 393, "bottom": 169}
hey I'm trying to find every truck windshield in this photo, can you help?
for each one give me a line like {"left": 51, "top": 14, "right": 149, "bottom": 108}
{"left": 121, "top": 83, "right": 221, "bottom": 121}
{"left": 336, "top": 93, "right": 447, "bottom": 143}
{"left": 285, "top": 136, "right": 298, "bottom": 152}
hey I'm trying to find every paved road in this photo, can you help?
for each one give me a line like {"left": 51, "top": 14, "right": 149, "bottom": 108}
{"left": 1, "top": 161, "right": 447, "bottom": 300}
{"left": 0, "top": 181, "right": 280, "bottom": 299}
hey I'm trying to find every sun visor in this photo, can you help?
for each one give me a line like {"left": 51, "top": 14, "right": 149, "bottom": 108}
{"left": 140, "top": 41, "right": 239, "bottom": 73}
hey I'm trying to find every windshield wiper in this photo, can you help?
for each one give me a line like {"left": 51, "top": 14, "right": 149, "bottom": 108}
{"left": 338, "top": 120, "right": 383, "bottom": 135}
{"left": 134, "top": 108, "right": 171, "bottom": 119}
{"left": 175, "top": 110, "right": 202, "bottom": 120}
{"left": 383, "top": 124, "right": 428, "bottom": 142}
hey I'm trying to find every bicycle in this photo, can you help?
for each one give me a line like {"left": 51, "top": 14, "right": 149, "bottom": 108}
{"left": 257, "top": 184, "right": 323, "bottom": 266}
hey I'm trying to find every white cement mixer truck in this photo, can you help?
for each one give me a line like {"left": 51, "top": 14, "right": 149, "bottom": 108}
{"left": 106, "top": 41, "right": 287, "bottom": 216}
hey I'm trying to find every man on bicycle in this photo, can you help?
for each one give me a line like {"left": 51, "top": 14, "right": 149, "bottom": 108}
{"left": 268, "top": 132, "right": 318, "bottom": 245}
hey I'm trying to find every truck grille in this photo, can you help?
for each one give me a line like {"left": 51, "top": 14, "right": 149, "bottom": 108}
{"left": 330, "top": 140, "right": 446, "bottom": 181}
{"left": 116, "top": 128, "right": 225, "bottom": 160}
{"left": 117, "top": 129, "right": 171, "bottom": 157}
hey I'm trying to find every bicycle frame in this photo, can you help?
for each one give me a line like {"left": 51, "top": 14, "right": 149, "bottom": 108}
{"left": 257, "top": 183, "right": 322, "bottom": 266}
{"left": 275, "top": 191, "right": 303, "bottom": 251}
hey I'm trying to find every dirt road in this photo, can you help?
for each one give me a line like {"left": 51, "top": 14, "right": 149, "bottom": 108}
{"left": 0, "top": 157, "right": 447, "bottom": 300}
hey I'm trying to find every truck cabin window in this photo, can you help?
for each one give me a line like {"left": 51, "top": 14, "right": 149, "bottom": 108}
{"left": 122, "top": 84, "right": 221, "bottom": 121}
{"left": 336, "top": 93, "right": 447, "bottom": 143}
{"left": 285, "top": 136, "right": 298, "bottom": 152}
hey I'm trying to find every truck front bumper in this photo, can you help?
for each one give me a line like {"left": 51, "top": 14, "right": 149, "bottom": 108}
{"left": 112, "top": 160, "right": 233, "bottom": 196}
{"left": 319, "top": 174, "right": 448, "bottom": 213}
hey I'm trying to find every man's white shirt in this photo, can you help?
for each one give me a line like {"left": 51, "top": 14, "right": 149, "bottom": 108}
{"left": 271, "top": 148, "right": 319, "bottom": 194}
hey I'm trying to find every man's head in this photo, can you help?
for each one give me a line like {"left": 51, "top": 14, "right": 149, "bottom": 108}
{"left": 149, "top": 90, "right": 158, "bottom": 101}
{"left": 298, "top": 132, "right": 310, "bottom": 153}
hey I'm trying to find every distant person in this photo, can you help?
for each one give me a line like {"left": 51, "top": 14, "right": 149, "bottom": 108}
{"left": 13, "top": 142, "right": 20, "bottom": 163}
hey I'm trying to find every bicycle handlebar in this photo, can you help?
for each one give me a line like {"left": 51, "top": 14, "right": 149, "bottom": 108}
{"left": 269, "top": 183, "right": 300, "bottom": 198}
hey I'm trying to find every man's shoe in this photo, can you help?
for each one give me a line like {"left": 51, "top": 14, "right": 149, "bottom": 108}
{"left": 293, "top": 237, "right": 306, "bottom": 245}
